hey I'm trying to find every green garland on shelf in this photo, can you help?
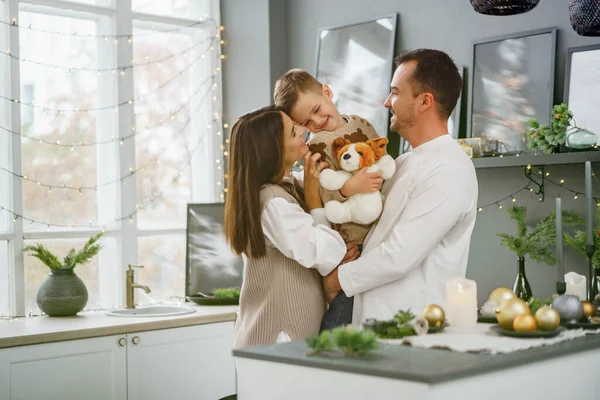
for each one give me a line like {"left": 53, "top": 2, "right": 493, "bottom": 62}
{"left": 527, "top": 103, "right": 575, "bottom": 154}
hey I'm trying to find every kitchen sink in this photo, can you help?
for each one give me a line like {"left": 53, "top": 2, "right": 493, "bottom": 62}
{"left": 105, "top": 305, "right": 196, "bottom": 317}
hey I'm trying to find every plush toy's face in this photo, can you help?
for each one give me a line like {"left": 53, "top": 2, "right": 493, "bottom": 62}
{"left": 332, "top": 137, "right": 388, "bottom": 172}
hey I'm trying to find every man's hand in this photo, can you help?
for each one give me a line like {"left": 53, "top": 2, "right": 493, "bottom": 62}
{"left": 324, "top": 289, "right": 339, "bottom": 303}
{"left": 340, "top": 168, "right": 383, "bottom": 197}
{"left": 323, "top": 267, "right": 342, "bottom": 292}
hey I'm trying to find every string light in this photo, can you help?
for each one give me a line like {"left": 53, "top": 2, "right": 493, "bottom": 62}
{"left": 0, "top": 46, "right": 216, "bottom": 113}
{"left": 0, "top": 17, "right": 219, "bottom": 39}
{"left": 0, "top": 116, "right": 215, "bottom": 229}
{"left": 0, "top": 81, "right": 218, "bottom": 191}
{"left": 0, "top": 21, "right": 227, "bottom": 228}
{"left": 477, "top": 168, "right": 600, "bottom": 213}
{"left": 1, "top": 73, "right": 217, "bottom": 146}
{"left": 1, "top": 36, "right": 218, "bottom": 74}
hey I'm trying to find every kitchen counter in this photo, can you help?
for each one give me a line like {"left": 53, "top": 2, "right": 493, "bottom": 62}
{"left": 0, "top": 304, "right": 238, "bottom": 349}
{"left": 234, "top": 325, "right": 600, "bottom": 399}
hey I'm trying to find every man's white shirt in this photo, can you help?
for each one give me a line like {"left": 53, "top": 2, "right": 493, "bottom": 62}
{"left": 337, "top": 134, "right": 479, "bottom": 324}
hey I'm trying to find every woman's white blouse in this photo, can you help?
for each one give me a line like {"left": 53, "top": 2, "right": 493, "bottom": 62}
{"left": 261, "top": 197, "right": 346, "bottom": 277}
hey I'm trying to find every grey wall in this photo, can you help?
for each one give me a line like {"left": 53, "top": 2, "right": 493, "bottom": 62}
{"left": 283, "top": 0, "right": 600, "bottom": 305}
{"left": 221, "top": 0, "right": 286, "bottom": 122}
{"left": 222, "top": 0, "right": 600, "bottom": 305}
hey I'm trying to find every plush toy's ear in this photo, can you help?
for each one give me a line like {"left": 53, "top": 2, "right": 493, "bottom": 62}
{"left": 332, "top": 137, "right": 351, "bottom": 157}
{"left": 367, "top": 138, "right": 389, "bottom": 160}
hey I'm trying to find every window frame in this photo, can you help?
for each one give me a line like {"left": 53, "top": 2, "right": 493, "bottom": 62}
{"left": 0, "top": 0, "right": 223, "bottom": 317}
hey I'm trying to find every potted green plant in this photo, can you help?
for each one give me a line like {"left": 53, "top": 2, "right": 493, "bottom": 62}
{"left": 498, "top": 206, "right": 583, "bottom": 300}
{"left": 23, "top": 232, "right": 104, "bottom": 317}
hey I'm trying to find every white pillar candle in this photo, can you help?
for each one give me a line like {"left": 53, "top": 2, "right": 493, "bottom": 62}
{"left": 565, "top": 272, "right": 587, "bottom": 301}
{"left": 445, "top": 277, "right": 478, "bottom": 331}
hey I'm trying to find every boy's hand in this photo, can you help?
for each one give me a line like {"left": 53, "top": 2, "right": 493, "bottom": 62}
{"left": 340, "top": 168, "right": 383, "bottom": 197}
{"left": 303, "top": 151, "right": 329, "bottom": 208}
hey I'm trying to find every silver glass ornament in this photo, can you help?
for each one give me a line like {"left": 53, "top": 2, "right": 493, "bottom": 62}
{"left": 552, "top": 294, "right": 584, "bottom": 323}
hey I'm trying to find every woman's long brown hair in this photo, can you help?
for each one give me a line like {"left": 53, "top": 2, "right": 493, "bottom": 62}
{"left": 225, "top": 106, "right": 289, "bottom": 258}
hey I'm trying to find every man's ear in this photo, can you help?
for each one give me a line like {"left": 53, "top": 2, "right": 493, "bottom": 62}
{"left": 322, "top": 84, "right": 334, "bottom": 100}
{"left": 420, "top": 92, "right": 435, "bottom": 112}
{"left": 366, "top": 138, "right": 389, "bottom": 160}
{"left": 332, "top": 137, "right": 350, "bottom": 157}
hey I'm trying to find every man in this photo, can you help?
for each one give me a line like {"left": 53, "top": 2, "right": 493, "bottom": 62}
{"left": 323, "top": 49, "right": 479, "bottom": 324}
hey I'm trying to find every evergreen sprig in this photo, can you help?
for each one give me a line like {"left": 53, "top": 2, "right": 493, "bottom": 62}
{"left": 305, "top": 330, "right": 334, "bottom": 355}
{"left": 306, "top": 327, "right": 379, "bottom": 356}
{"left": 498, "top": 206, "right": 583, "bottom": 265}
{"left": 331, "top": 327, "right": 378, "bottom": 356}
{"left": 23, "top": 232, "right": 104, "bottom": 269}
{"left": 214, "top": 287, "right": 240, "bottom": 299}
{"left": 564, "top": 204, "right": 600, "bottom": 270}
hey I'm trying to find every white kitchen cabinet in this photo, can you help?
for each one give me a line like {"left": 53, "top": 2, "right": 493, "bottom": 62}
{"left": 0, "top": 321, "right": 236, "bottom": 400}
{"left": 0, "top": 334, "right": 127, "bottom": 400}
{"left": 127, "top": 321, "right": 236, "bottom": 400}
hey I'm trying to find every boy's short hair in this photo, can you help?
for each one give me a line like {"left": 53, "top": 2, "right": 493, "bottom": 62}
{"left": 273, "top": 69, "right": 323, "bottom": 115}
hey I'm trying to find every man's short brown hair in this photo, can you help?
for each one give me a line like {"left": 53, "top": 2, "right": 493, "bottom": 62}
{"left": 394, "top": 49, "right": 462, "bottom": 120}
{"left": 273, "top": 69, "right": 323, "bottom": 115}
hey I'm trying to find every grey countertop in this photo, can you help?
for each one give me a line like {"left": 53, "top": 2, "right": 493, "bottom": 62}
{"left": 233, "top": 327, "right": 600, "bottom": 384}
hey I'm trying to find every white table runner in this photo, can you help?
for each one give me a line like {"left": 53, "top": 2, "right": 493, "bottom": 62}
{"left": 385, "top": 323, "right": 600, "bottom": 354}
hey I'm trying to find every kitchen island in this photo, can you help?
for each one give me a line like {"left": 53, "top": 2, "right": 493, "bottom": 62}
{"left": 233, "top": 324, "right": 600, "bottom": 400}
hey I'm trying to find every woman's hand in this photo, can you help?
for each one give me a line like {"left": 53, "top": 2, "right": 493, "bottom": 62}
{"left": 323, "top": 242, "right": 360, "bottom": 302}
{"left": 303, "top": 151, "right": 329, "bottom": 210}
{"left": 340, "top": 168, "right": 383, "bottom": 197}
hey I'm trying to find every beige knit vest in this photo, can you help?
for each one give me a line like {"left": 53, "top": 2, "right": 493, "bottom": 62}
{"left": 234, "top": 184, "right": 326, "bottom": 349}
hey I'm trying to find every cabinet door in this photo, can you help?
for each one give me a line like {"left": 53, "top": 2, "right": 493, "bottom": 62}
{"left": 127, "top": 321, "right": 236, "bottom": 400}
{"left": 0, "top": 335, "right": 127, "bottom": 400}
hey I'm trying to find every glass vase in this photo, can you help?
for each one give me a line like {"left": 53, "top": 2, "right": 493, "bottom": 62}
{"left": 566, "top": 128, "right": 597, "bottom": 150}
{"left": 513, "top": 257, "right": 532, "bottom": 301}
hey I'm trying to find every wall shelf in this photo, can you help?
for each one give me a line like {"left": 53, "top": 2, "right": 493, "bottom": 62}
{"left": 472, "top": 151, "right": 600, "bottom": 169}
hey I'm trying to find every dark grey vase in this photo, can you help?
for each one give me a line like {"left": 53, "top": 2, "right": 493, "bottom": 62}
{"left": 37, "top": 268, "right": 88, "bottom": 317}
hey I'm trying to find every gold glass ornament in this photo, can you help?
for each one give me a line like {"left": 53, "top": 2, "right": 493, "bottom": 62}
{"left": 422, "top": 304, "right": 445, "bottom": 327}
{"left": 534, "top": 306, "right": 560, "bottom": 331}
{"left": 489, "top": 287, "right": 516, "bottom": 307}
{"left": 582, "top": 301, "right": 596, "bottom": 319}
{"left": 497, "top": 298, "right": 530, "bottom": 329}
{"left": 513, "top": 314, "right": 537, "bottom": 332}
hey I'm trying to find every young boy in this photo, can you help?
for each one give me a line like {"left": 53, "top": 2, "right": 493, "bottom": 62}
{"left": 273, "top": 68, "right": 385, "bottom": 331}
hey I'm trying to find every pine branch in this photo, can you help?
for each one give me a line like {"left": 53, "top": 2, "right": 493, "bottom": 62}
{"left": 22, "top": 244, "right": 63, "bottom": 269}
{"left": 507, "top": 206, "right": 527, "bottom": 238}
{"left": 497, "top": 233, "right": 525, "bottom": 256}
{"left": 63, "top": 232, "right": 104, "bottom": 269}
{"left": 24, "top": 232, "right": 104, "bottom": 270}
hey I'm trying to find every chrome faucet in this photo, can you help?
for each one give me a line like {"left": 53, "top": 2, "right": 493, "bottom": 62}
{"left": 125, "top": 264, "right": 151, "bottom": 308}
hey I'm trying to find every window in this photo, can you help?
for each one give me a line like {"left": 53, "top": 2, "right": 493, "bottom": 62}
{"left": 0, "top": 0, "right": 223, "bottom": 316}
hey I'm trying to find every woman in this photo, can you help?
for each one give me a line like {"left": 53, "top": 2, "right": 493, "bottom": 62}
{"left": 225, "top": 106, "right": 355, "bottom": 348}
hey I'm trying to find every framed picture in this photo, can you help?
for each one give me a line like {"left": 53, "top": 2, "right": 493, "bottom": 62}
{"left": 400, "top": 66, "right": 464, "bottom": 154}
{"left": 315, "top": 14, "right": 398, "bottom": 139}
{"left": 185, "top": 203, "right": 243, "bottom": 298}
{"left": 467, "top": 27, "right": 557, "bottom": 154}
{"left": 564, "top": 44, "right": 600, "bottom": 144}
